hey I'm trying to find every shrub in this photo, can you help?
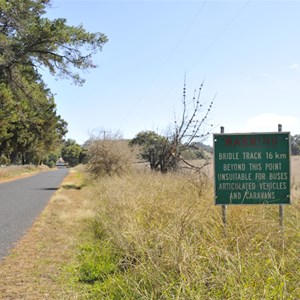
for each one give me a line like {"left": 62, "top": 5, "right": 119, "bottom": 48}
{"left": 87, "top": 138, "right": 134, "bottom": 177}
{"left": 0, "top": 156, "right": 10, "bottom": 166}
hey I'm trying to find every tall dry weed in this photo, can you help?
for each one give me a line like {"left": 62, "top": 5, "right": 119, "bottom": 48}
{"left": 78, "top": 167, "right": 300, "bottom": 299}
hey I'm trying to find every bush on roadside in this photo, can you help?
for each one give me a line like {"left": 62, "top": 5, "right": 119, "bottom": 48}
{"left": 0, "top": 155, "right": 10, "bottom": 166}
{"left": 87, "top": 137, "right": 134, "bottom": 177}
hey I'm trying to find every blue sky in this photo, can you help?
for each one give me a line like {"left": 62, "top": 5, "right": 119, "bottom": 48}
{"left": 43, "top": 0, "right": 300, "bottom": 144}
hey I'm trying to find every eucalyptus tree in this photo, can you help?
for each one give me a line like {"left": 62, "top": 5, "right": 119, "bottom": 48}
{"left": 61, "top": 139, "right": 85, "bottom": 167}
{"left": 0, "top": 0, "right": 108, "bottom": 87}
{"left": 0, "top": 0, "right": 108, "bottom": 164}
{"left": 0, "top": 74, "right": 67, "bottom": 164}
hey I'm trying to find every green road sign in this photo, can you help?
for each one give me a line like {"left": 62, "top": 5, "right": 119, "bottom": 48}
{"left": 214, "top": 132, "right": 291, "bottom": 205}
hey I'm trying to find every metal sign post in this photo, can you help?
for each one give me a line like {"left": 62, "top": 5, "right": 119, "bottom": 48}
{"left": 220, "top": 126, "right": 227, "bottom": 237}
{"left": 278, "top": 124, "right": 285, "bottom": 240}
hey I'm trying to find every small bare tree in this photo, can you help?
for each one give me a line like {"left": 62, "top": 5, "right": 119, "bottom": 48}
{"left": 130, "top": 79, "right": 215, "bottom": 173}
{"left": 169, "top": 79, "right": 215, "bottom": 172}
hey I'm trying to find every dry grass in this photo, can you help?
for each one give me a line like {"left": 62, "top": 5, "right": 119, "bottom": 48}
{"left": 0, "top": 165, "right": 50, "bottom": 182}
{"left": 291, "top": 156, "right": 300, "bottom": 200}
{"left": 73, "top": 159, "right": 300, "bottom": 299}
{"left": 0, "top": 168, "right": 91, "bottom": 299}
{"left": 0, "top": 158, "right": 299, "bottom": 299}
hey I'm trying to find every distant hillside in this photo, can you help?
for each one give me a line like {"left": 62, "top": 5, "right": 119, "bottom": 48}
{"left": 180, "top": 142, "right": 213, "bottom": 160}
{"left": 197, "top": 143, "right": 213, "bottom": 154}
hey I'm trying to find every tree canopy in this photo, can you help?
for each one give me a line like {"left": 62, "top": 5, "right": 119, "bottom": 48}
{"left": 0, "top": 0, "right": 108, "bottom": 165}
{"left": 130, "top": 131, "right": 172, "bottom": 172}
{"left": 61, "top": 139, "right": 86, "bottom": 167}
{"left": 0, "top": 0, "right": 108, "bottom": 86}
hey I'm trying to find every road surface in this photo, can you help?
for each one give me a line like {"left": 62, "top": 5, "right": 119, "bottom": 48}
{"left": 0, "top": 169, "right": 69, "bottom": 260}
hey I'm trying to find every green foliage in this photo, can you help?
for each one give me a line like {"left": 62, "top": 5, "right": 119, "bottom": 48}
{"left": 0, "top": 0, "right": 108, "bottom": 86}
{"left": 129, "top": 131, "right": 175, "bottom": 172}
{"left": 77, "top": 243, "right": 120, "bottom": 284}
{"left": 0, "top": 155, "right": 9, "bottom": 165}
{"left": 43, "top": 150, "right": 60, "bottom": 168}
{"left": 61, "top": 139, "right": 85, "bottom": 167}
{"left": 130, "top": 131, "right": 209, "bottom": 172}
{"left": 0, "top": 0, "right": 107, "bottom": 165}
{"left": 0, "top": 79, "right": 67, "bottom": 164}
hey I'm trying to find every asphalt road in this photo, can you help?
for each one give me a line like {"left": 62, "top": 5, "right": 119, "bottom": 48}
{"left": 0, "top": 168, "right": 69, "bottom": 260}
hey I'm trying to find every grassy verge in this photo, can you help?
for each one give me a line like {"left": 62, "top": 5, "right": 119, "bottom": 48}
{"left": 0, "top": 165, "right": 50, "bottom": 182}
{"left": 71, "top": 169, "right": 300, "bottom": 299}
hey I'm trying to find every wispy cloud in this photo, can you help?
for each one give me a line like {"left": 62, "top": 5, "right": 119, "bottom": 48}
{"left": 289, "top": 63, "right": 299, "bottom": 70}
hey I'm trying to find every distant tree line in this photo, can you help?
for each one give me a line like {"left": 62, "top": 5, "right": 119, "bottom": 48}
{"left": 40, "top": 139, "right": 87, "bottom": 168}
{"left": 0, "top": 0, "right": 107, "bottom": 165}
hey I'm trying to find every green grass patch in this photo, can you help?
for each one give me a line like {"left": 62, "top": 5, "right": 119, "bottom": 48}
{"left": 77, "top": 242, "right": 119, "bottom": 284}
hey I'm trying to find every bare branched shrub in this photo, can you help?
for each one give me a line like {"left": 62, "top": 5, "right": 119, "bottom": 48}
{"left": 87, "top": 134, "right": 134, "bottom": 177}
{"left": 130, "top": 79, "right": 215, "bottom": 173}
{"left": 170, "top": 79, "right": 215, "bottom": 172}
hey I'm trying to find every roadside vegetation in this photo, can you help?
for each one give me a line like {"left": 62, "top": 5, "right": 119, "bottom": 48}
{"left": 0, "top": 142, "right": 299, "bottom": 299}
{"left": 68, "top": 139, "right": 300, "bottom": 299}
{"left": 1, "top": 2, "right": 300, "bottom": 297}
{"left": 0, "top": 164, "right": 50, "bottom": 181}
